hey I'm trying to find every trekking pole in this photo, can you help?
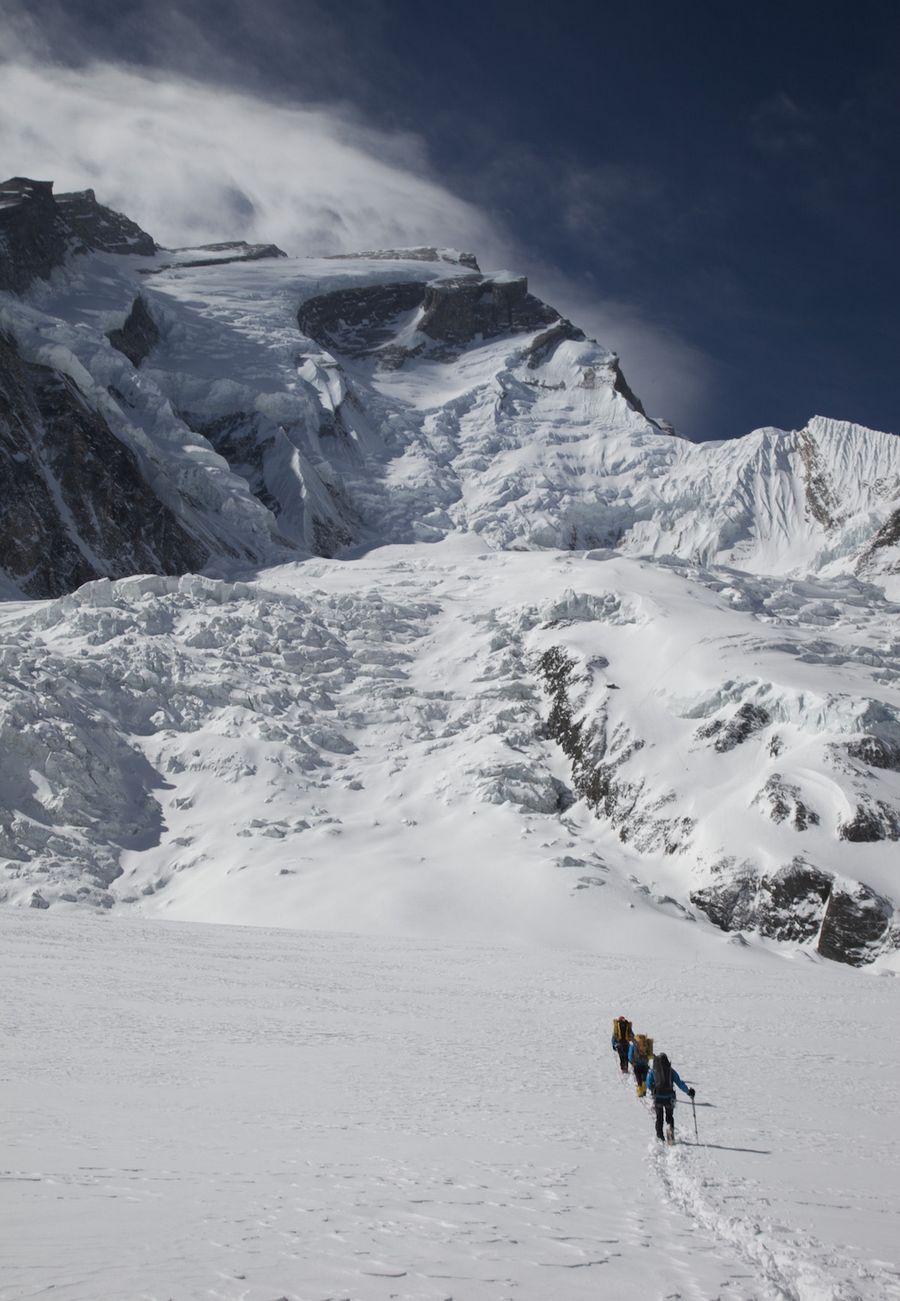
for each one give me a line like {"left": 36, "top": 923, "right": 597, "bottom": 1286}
{"left": 691, "top": 1095, "right": 699, "bottom": 1143}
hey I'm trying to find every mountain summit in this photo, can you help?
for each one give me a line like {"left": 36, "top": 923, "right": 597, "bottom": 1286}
{"left": 0, "top": 178, "right": 898, "bottom": 965}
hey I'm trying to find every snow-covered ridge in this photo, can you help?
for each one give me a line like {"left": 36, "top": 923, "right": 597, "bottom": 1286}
{"left": 2, "top": 177, "right": 899, "bottom": 596}
{"left": 1, "top": 178, "right": 899, "bottom": 965}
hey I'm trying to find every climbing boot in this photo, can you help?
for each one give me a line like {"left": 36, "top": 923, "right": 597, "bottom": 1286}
{"left": 636, "top": 1082, "right": 647, "bottom": 1098}
{"left": 666, "top": 1123, "right": 675, "bottom": 1145}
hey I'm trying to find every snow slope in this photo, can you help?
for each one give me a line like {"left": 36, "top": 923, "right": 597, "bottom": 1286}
{"left": 137, "top": 253, "right": 900, "bottom": 576}
{"left": 1, "top": 540, "right": 897, "bottom": 965}
{"left": 1, "top": 191, "right": 899, "bottom": 958}
{"left": 4, "top": 238, "right": 899, "bottom": 585}
{"left": 3, "top": 182, "right": 900, "bottom": 1301}
{"left": 2, "top": 908, "right": 899, "bottom": 1301}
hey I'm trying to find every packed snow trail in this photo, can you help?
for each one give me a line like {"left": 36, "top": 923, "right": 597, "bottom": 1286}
{"left": 2, "top": 911, "right": 899, "bottom": 1301}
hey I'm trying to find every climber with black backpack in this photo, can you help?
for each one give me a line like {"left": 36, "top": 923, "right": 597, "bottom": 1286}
{"left": 646, "top": 1051, "right": 695, "bottom": 1143}
{"left": 611, "top": 1015, "right": 633, "bottom": 1074}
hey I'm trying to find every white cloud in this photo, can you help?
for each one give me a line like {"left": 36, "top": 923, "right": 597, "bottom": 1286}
{"left": 0, "top": 51, "right": 716, "bottom": 433}
{"left": 0, "top": 58, "right": 503, "bottom": 258}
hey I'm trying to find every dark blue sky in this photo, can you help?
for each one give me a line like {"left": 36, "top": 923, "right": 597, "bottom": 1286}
{"left": 12, "top": 0, "right": 900, "bottom": 440}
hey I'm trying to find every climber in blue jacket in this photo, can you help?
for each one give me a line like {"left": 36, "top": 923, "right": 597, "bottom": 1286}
{"left": 646, "top": 1052, "right": 695, "bottom": 1143}
{"left": 628, "top": 1034, "right": 651, "bottom": 1096}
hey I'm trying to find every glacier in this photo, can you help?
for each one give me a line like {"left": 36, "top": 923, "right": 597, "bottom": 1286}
{"left": 2, "top": 176, "right": 900, "bottom": 1301}
{"left": 1, "top": 178, "right": 898, "bottom": 967}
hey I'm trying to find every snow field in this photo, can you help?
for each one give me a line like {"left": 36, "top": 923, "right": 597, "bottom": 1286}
{"left": 2, "top": 908, "right": 898, "bottom": 1301}
{"left": 1, "top": 541, "right": 898, "bottom": 966}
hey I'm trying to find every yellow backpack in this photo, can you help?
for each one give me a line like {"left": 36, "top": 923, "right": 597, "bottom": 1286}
{"left": 633, "top": 1033, "right": 653, "bottom": 1062}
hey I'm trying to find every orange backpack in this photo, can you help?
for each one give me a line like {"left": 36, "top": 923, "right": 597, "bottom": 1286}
{"left": 633, "top": 1033, "right": 653, "bottom": 1062}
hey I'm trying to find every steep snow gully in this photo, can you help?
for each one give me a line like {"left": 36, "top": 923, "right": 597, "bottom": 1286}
{"left": 2, "top": 178, "right": 900, "bottom": 1297}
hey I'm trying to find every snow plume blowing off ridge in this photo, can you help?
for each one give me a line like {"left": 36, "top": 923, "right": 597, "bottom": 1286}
{"left": 0, "top": 56, "right": 504, "bottom": 260}
{"left": 0, "top": 45, "right": 713, "bottom": 430}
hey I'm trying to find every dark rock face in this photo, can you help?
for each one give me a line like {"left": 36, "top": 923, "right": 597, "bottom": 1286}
{"left": 524, "top": 318, "right": 586, "bottom": 368}
{"left": 689, "top": 861, "right": 758, "bottom": 931}
{"left": 753, "top": 774, "right": 820, "bottom": 829}
{"left": 107, "top": 296, "right": 161, "bottom": 367}
{"left": 858, "top": 505, "right": 900, "bottom": 569}
{"left": 163, "top": 241, "right": 287, "bottom": 268}
{"left": 0, "top": 178, "right": 69, "bottom": 294}
{"left": 192, "top": 411, "right": 282, "bottom": 517}
{"left": 755, "top": 861, "right": 833, "bottom": 942}
{"left": 846, "top": 735, "right": 900, "bottom": 772}
{"left": 838, "top": 801, "right": 900, "bottom": 842}
{"left": 55, "top": 188, "right": 157, "bottom": 256}
{"left": 538, "top": 645, "right": 693, "bottom": 855}
{"left": 298, "top": 281, "right": 427, "bottom": 355}
{"left": 691, "top": 856, "right": 896, "bottom": 966}
{"left": 818, "top": 881, "right": 894, "bottom": 965}
{"left": 0, "top": 177, "right": 158, "bottom": 295}
{"left": 419, "top": 275, "right": 559, "bottom": 348}
{"left": 298, "top": 274, "right": 570, "bottom": 365}
{"left": 797, "top": 427, "right": 841, "bottom": 529}
{"left": 0, "top": 331, "right": 209, "bottom": 597}
{"left": 611, "top": 358, "right": 648, "bottom": 417}
{"left": 697, "top": 702, "right": 771, "bottom": 752}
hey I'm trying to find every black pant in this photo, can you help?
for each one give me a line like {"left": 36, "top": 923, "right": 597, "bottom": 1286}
{"left": 616, "top": 1042, "right": 629, "bottom": 1073}
{"left": 654, "top": 1098, "right": 674, "bottom": 1139}
{"left": 633, "top": 1063, "right": 648, "bottom": 1088}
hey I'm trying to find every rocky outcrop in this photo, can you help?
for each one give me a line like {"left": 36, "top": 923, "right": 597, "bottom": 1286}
{"left": 0, "top": 331, "right": 209, "bottom": 597}
{"left": 0, "top": 178, "right": 69, "bottom": 294}
{"left": 689, "top": 860, "right": 758, "bottom": 932}
{"left": 797, "top": 426, "right": 842, "bottom": 528}
{"left": 857, "top": 505, "right": 900, "bottom": 574}
{"left": 162, "top": 241, "right": 287, "bottom": 268}
{"left": 691, "top": 857, "right": 896, "bottom": 966}
{"left": 538, "top": 646, "right": 693, "bottom": 855}
{"left": 298, "top": 281, "right": 427, "bottom": 355}
{"left": 0, "top": 177, "right": 157, "bottom": 295}
{"left": 753, "top": 774, "right": 820, "bottom": 829}
{"left": 611, "top": 357, "right": 649, "bottom": 417}
{"left": 297, "top": 273, "right": 572, "bottom": 365}
{"left": 837, "top": 800, "right": 900, "bottom": 842}
{"left": 55, "top": 187, "right": 157, "bottom": 256}
{"left": 419, "top": 275, "right": 560, "bottom": 348}
{"left": 817, "top": 880, "right": 895, "bottom": 965}
{"left": 524, "top": 318, "right": 586, "bottom": 368}
{"left": 696, "top": 702, "right": 771, "bottom": 752}
{"left": 846, "top": 735, "right": 900, "bottom": 771}
{"left": 755, "top": 860, "right": 833, "bottom": 941}
{"left": 107, "top": 296, "right": 161, "bottom": 367}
